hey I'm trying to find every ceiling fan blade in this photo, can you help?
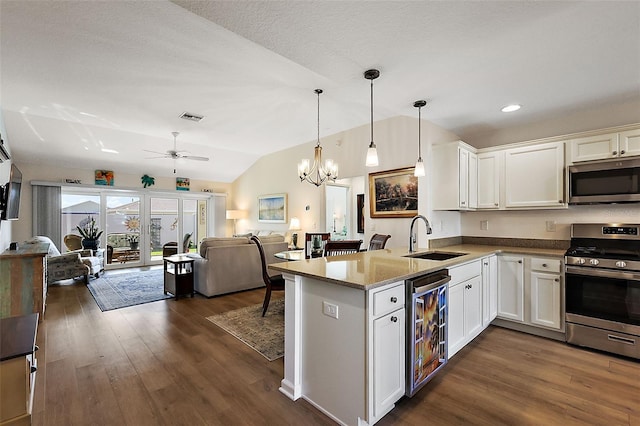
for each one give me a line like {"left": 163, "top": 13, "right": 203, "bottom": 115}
{"left": 181, "top": 155, "right": 209, "bottom": 161}
{"left": 145, "top": 155, "right": 169, "bottom": 160}
{"left": 143, "top": 149, "right": 168, "bottom": 155}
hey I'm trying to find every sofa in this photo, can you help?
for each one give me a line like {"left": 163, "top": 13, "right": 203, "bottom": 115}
{"left": 192, "top": 235, "right": 288, "bottom": 297}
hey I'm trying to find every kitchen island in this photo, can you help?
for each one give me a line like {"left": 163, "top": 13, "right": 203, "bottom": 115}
{"left": 269, "top": 244, "right": 565, "bottom": 426}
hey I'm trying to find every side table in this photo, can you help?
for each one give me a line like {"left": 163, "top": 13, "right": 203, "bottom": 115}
{"left": 163, "top": 255, "right": 195, "bottom": 300}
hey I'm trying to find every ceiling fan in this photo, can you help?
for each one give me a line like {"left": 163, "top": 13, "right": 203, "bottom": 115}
{"left": 144, "top": 131, "right": 209, "bottom": 173}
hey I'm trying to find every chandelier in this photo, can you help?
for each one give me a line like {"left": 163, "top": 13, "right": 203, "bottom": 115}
{"left": 298, "top": 89, "right": 338, "bottom": 186}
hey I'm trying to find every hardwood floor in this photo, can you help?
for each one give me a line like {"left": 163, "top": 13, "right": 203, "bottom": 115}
{"left": 33, "top": 279, "right": 639, "bottom": 426}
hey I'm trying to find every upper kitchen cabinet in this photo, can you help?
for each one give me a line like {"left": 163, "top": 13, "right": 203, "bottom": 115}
{"left": 477, "top": 151, "right": 502, "bottom": 209}
{"left": 504, "top": 141, "right": 565, "bottom": 208}
{"left": 432, "top": 141, "right": 477, "bottom": 210}
{"left": 567, "top": 126, "right": 640, "bottom": 164}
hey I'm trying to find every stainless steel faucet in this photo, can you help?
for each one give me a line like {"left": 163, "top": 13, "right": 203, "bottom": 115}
{"left": 409, "top": 215, "right": 432, "bottom": 253}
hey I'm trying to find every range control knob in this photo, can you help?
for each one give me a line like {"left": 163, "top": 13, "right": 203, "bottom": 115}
{"left": 575, "top": 258, "right": 586, "bottom": 265}
{"left": 615, "top": 261, "right": 627, "bottom": 268}
{"left": 589, "top": 259, "right": 599, "bottom": 266}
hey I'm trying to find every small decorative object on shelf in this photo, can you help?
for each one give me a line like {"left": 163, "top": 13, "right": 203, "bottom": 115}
{"left": 77, "top": 216, "right": 103, "bottom": 250}
{"left": 64, "top": 178, "right": 81, "bottom": 184}
{"left": 141, "top": 174, "right": 155, "bottom": 188}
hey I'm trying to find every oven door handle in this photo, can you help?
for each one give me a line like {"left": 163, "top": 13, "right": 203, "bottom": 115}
{"left": 566, "top": 265, "right": 640, "bottom": 281}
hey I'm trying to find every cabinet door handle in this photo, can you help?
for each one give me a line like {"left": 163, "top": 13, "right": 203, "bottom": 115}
{"left": 542, "top": 263, "right": 547, "bottom": 267}
{"left": 483, "top": 262, "right": 488, "bottom": 266}
{"left": 494, "top": 203, "right": 499, "bottom": 206}
{"left": 518, "top": 260, "right": 522, "bottom": 264}
{"left": 613, "top": 150, "right": 618, "bottom": 155}
{"left": 620, "top": 150, "right": 626, "bottom": 155}
{"left": 554, "top": 278, "right": 560, "bottom": 282}
{"left": 391, "top": 316, "right": 398, "bottom": 323}
{"left": 461, "top": 201, "right": 466, "bottom": 205}
{"left": 390, "top": 296, "right": 397, "bottom": 303}
{"left": 558, "top": 200, "right": 563, "bottom": 203}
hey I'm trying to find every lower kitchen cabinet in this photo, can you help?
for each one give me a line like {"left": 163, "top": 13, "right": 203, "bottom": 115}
{"left": 372, "top": 306, "right": 405, "bottom": 418}
{"left": 529, "top": 258, "right": 563, "bottom": 331}
{"left": 497, "top": 254, "right": 564, "bottom": 333}
{"left": 448, "top": 260, "right": 482, "bottom": 358}
{"left": 497, "top": 255, "right": 525, "bottom": 322}
{"left": 482, "top": 255, "right": 498, "bottom": 327}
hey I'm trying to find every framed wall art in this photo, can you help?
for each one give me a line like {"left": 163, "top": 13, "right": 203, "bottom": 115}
{"left": 258, "top": 193, "right": 287, "bottom": 223}
{"left": 176, "top": 177, "right": 190, "bottom": 191}
{"left": 357, "top": 193, "right": 365, "bottom": 233}
{"left": 95, "top": 170, "right": 114, "bottom": 186}
{"left": 368, "top": 167, "right": 418, "bottom": 218}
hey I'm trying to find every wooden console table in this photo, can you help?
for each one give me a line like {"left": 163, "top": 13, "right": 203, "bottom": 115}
{"left": 0, "top": 313, "right": 38, "bottom": 425}
{"left": 0, "top": 243, "right": 48, "bottom": 321}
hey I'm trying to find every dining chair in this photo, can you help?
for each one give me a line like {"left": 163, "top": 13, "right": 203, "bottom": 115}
{"left": 323, "top": 239, "right": 363, "bottom": 256}
{"left": 368, "top": 234, "right": 391, "bottom": 251}
{"left": 250, "top": 236, "right": 286, "bottom": 316}
{"left": 304, "top": 232, "right": 331, "bottom": 259}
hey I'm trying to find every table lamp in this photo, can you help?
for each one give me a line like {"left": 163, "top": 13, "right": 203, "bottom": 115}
{"left": 289, "top": 217, "right": 301, "bottom": 249}
{"left": 226, "top": 209, "right": 247, "bottom": 236}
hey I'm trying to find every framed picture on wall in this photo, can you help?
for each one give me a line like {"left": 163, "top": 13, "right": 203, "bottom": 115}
{"left": 258, "top": 193, "right": 287, "bottom": 223}
{"left": 357, "top": 193, "right": 365, "bottom": 233}
{"left": 369, "top": 167, "right": 418, "bottom": 218}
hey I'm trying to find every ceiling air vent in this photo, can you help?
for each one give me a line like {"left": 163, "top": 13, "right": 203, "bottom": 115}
{"left": 179, "top": 112, "right": 204, "bottom": 122}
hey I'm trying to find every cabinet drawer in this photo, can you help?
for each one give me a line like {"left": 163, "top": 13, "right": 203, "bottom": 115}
{"left": 372, "top": 284, "right": 405, "bottom": 318}
{"left": 449, "top": 260, "right": 482, "bottom": 286}
{"left": 530, "top": 258, "right": 562, "bottom": 273}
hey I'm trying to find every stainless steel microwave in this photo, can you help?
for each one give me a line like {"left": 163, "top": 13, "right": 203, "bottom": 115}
{"left": 568, "top": 158, "right": 640, "bottom": 204}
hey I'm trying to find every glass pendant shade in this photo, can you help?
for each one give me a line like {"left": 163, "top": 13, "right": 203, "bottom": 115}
{"left": 366, "top": 142, "right": 379, "bottom": 167}
{"left": 414, "top": 157, "right": 425, "bottom": 176}
{"left": 298, "top": 89, "right": 338, "bottom": 186}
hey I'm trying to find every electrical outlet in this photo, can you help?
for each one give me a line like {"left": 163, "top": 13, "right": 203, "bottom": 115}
{"left": 480, "top": 220, "right": 489, "bottom": 231}
{"left": 322, "top": 301, "right": 339, "bottom": 319}
{"left": 546, "top": 220, "right": 556, "bottom": 232}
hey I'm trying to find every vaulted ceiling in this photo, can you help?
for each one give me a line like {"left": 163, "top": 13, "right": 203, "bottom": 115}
{"left": 1, "top": 1, "right": 638, "bottom": 181}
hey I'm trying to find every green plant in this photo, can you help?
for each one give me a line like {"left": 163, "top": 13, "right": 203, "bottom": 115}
{"left": 77, "top": 216, "right": 103, "bottom": 240}
{"left": 126, "top": 234, "right": 139, "bottom": 243}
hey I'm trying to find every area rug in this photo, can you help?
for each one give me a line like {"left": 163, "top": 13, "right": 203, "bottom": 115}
{"left": 206, "top": 298, "right": 284, "bottom": 361}
{"left": 87, "top": 268, "right": 171, "bottom": 312}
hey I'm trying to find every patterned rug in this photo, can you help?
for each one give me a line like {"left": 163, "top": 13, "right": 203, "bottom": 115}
{"left": 206, "top": 298, "right": 284, "bottom": 361}
{"left": 87, "top": 268, "right": 171, "bottom": 311}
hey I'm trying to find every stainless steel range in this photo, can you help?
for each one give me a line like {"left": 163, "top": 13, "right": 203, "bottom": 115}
{"left": 565, "top": 223, "right": 640, "bottom": 359}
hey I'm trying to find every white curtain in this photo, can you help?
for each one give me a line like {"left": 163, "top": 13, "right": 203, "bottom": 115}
{"left": 32, "top": 184, "right": 61, "bottom": 248}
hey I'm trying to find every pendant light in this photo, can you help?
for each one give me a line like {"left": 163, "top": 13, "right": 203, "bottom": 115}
{"left": 413, "top": 100, "right": 426, "bottom": 177}
{"left": 364, "top": 69, "right": 380, "bottom": 167}
{"left": 298, "top": 89, "right": 338, "bottom": 186}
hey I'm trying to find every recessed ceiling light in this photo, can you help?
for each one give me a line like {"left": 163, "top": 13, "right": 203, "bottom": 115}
{"left": 501, "top": 104, "right": 521, "bottom": 113}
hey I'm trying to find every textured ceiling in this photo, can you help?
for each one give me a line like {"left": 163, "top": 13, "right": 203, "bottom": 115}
{"left": 1, "top": 1, "right": 639, "bottom": 182}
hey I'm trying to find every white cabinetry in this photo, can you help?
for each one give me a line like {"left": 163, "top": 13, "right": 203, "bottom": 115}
{"left": 482, "top": 255, "right": 498, "bottom": 327}
{"left": 504, "top": 141, "right": 565, "bottom": 208}
{"left": 497, "top": 255, "right": 524, "bottom": 322}
{"left": 529, "top": 258, "right": 563, "bottom": 331}
{"left": 368, "top": 282, "right": 405, "bottom": 421}
{"left": 568, "top": 128, "right": 640, "bottom": 163}
{"left": 497, "top": 255, "right": 564, "bottom": 332}
{"left": 432, "top": 141, "right": 477, "bottom": 210}
{"left": 477, "top": 152, "right": 501, "bottom": 209}
{"left": 447, "top": 260, "right": 482, "bottom": 358}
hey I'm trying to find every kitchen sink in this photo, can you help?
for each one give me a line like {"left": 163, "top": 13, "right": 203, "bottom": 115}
{"left": 404, "top": 251, "right": 468, "bottom": 261}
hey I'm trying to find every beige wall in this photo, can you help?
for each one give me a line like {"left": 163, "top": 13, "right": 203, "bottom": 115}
{"left": 12, "top": 162, "right": 231, "bottom": 244}
{"left": 230, "top": 115, "right": 461, "bottom": 249}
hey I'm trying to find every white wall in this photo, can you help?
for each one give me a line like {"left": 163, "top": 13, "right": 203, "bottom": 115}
{"left": 13, "top": 162, "right": 231, "bottom": 244}
{"left": 462, "top": 204, "right": 640, "bottom": 241}
{"left": 231, "top": 116, "right": 460, "bottom": 249}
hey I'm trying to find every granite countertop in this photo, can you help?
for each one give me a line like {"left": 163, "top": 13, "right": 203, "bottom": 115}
{"left": 268, "top": 244, "right": 566, "bottom": 291}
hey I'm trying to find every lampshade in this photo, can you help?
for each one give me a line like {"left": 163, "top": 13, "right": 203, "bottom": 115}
{"left": 226, "top": 210, "right": 247, "bottom": 220}
{"left": 289, "top": 217, "right": 301, "bottom": 230}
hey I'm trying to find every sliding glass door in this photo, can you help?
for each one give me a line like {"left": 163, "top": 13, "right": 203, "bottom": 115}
{"left": 148, "top": 196, "right": 179, "bottom": 262}
{"left": 106, "top": 194, "right": 142, "bottom": 266}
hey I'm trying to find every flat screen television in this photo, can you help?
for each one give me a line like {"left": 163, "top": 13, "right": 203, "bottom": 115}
{"left": 1, "top": 163, "right": 22, "bottom": 220}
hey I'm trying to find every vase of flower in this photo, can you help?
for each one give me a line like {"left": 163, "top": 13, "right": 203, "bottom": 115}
{"left": 77, "top": 216, "right": 103, "bottom": 250}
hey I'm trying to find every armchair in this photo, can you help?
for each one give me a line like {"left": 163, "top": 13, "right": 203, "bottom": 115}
{"left": 24, "top": 236, "right": 100, "bottom": 285}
